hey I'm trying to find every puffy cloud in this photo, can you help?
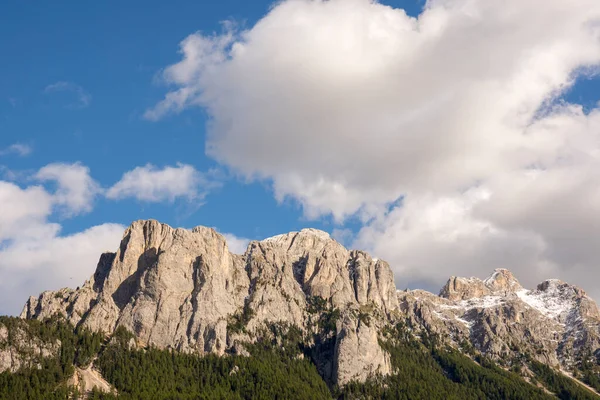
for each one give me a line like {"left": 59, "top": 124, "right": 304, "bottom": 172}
{"left": 0, "top": 181, "right": 54, "bottom": 242}
{"left": 354, "top": 190, "right": 554, "bottom": 293}
{"left": 147, "top": 0, "right": 600, "bottom": 216}
{"left": 148, "top": 0, "right": 600, "bottom": 298}
{"left": 0, "top": 143, "right": 32, "bottom": 157}
{"left": 44, "top": 81, "right": 91, "bottom": 108}
{"left": 35, "top": 162, "right": 101, "bottom": 216}
{"left": 354, "top": 107, "right": 600, "bottom": 299}
{"left": 1, "top": 162, "right": 100, "bottom": 243}
{"left": 106, "top": 163, "right": 218, "bottom": 202}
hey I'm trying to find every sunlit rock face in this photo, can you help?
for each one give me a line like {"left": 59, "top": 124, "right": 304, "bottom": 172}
{"left": 21, "top": 220, "right": 398, "bottom": 386}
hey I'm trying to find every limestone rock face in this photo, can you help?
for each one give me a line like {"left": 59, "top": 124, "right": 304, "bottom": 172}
{"left": 21, "top": 220, "right": 397, "bottom": 386}
{"left": 333, "top": 312, "right": 391, "bottom": 385}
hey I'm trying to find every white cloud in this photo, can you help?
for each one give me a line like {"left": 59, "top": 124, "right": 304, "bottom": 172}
{"left": 0, "top": 168, "right": 124, "bottom": 315}
{"left": 0, "top": 181, "right": 54, "bottom": 243}
{"left": 106, "top": 163, "right": 217, "bottom": 203}
{"left": 35, "top": 162, "right": 101, "bottom": 216}
{"left": 0, "top": 223, "right": 124, "bottom": 316}
{"left": 0, "top": 162, "right": 100, "bottom": 244}
{"left": 0, "top": 143, "right": 32, "bottom": 157}
{"left": 148, "top": 0, "right": 600, "bottom": 299}
{"left": 354, "top": 106, "right": 600, "bottom": 300}
{"left": 353, "top": 190, "right": 553, "bottom": 291}
{"left": 146, "top": 0, "right": 600, "bottom": 217}
{"left": 44, "top": 81, "right": 91, "bottom": 108}
{"left": 221, "top": 232, "right": 251, "bottom": 254}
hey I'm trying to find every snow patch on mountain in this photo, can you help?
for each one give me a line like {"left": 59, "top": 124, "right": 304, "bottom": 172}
{"left": 516, "top": 289, "right": 574, "bottom": 321}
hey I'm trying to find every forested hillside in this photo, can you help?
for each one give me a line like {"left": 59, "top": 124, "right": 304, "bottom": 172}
{"left": 1, "top": 316, "right": 598, "bottom": 399}
{"left": 0, "top": 316, "right": 103, "bottom": 399}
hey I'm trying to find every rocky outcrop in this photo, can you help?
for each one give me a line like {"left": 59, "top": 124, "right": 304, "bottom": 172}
{"left": 333, "top": 311, "right": 391, "bottom": 385}
{"left": 67, "top": 365, "right": 114, "bottom": 396}
{"left": 0, "top": 319, "right": 59, "bottom": 373}
{"left": 439, "top": 268, "right": 523, "bottom": 300}
{"left": 21, "top": 220, "right": 397, "bottom": 386}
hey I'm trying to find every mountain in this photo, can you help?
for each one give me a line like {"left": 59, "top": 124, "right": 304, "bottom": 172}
{"left": 3, "top": 219, "right": 600, "bottom": 398}
{"left": 401, "top": 268, "right": 600, "bottom": 369}
{"left": 20, "top": 220, "right": 397, "bottom": 386}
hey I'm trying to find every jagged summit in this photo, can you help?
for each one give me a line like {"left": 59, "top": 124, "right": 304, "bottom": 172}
{"left": 483, "top": 268, "right": 523, "bottom": 292}
{"left": 261, "top": 228, "right": 331, "bottom": 243}
{"left": 439, "top": 268, "right": 523, "bottom": 301}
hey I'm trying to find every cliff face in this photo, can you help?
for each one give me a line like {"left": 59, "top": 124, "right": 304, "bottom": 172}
{"left": 21, "top": 220, "right": 397, "bottom": 386}
{"left": 19, "top": 220, "right": 600, "bottom": 385}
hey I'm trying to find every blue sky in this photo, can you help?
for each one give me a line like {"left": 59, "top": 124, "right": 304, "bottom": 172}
{"left": 1, "top": 0, "right": 299, "bottom": 239}
{"left": 2, "top": 0, "right": 600, "bottom": 315}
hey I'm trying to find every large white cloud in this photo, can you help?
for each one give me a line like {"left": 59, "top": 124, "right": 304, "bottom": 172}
{"left": 147, "top": 0, "right": 600, "bottom": 298}
{"left": 355, "top": 105, "right": 600, "bottom": 298}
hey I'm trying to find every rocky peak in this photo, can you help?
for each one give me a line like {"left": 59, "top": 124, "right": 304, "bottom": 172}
{"left": 483, "top": 268, "right": 523, "bottom": 293}
{"left": 256, "top": 228, "right": 336, "bottom": 259}
{"left": 261, "top": 228, "right": 332, "bottom": 243}
{"left": 537, "top": 279, "right": 586, "bottom": 299}
{"left": 439, "top": 276, "right": 486, "bottom": 301}
{"left": 518, "top": 278, "right": 600, "bottom": 322}
{"left": 439, "top": 268, "right": 523, "bottom": 301}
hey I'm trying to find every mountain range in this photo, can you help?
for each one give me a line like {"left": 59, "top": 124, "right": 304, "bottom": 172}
{"left": 2, "top": 219, "right": 599, "bottom": 398}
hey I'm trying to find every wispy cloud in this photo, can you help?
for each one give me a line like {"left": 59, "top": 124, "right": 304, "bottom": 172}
{"left": 44, "top": 81, "right": 91, "bottom": 108}
{"left": 0, "top": 143, "right": 32, "bottom": 157}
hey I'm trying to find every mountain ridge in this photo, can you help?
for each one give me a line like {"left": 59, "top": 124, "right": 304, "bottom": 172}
{"left": 13, "top": 219, "right": 600, "bottom": 394}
